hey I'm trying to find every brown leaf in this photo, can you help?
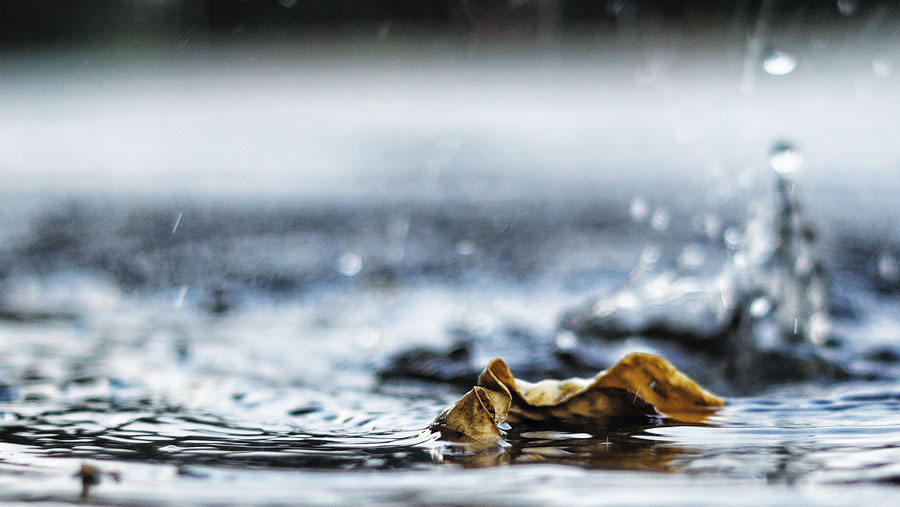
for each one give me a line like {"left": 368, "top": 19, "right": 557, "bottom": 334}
{"left": 478, "top": 357, "right": 659, "bottom": 424}
{"left": 430, "top": 353, "right": 724, "bottom": 443}
{"left": 428, "top": 386, "right": 509, "bottom": 444}
{"left": 592, "top": 352, "right": 725, "bottom": 423}
{"left": 482, "top": 353, "right": 723, "bottom": 424}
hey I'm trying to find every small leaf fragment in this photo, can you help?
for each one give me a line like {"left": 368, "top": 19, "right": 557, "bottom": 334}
{"left": 429, "top": 386, "right": 508, "bottom": 444}
{"left": 75, "top": 462, "right": 121, "bottom": 500}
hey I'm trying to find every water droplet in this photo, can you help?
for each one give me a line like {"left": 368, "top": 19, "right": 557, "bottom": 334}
{"left": 678, "top": 244, "right": 705, "bottom": 269}
{"left": 455, "top": 240, "right": 475, "bottom": 256}
{"left": 769, "top": 142, "right": 802, "bottom": 175}
{"left": 878, "top": 253, "right": 899, "bottom": 281}
{"left": 723, "top": 227, "right": 742, "bottom": 249}
{"left": 279, "top": 0, "right": 298, "bottom": 7}
{"left": 749, "top": 297, "right": 772, "bottom": 318}
{"left": 872, "top": 58, "right": 893, "bottom": 77}
{"left": 640, "top": 246, "right": 661, "bottom": 265}
{"left": 650, "top": 209, "right": 671, "bottom": 232}
{"left": 763, "top": 51, "right": 797, "bottom": 76}
{"left": 554, "top": 331, "right": 577, "bottom": 351}
{"left": 703, "top": 215, "right": 722, "bottom": 241}
{"left": 808, "top": 312, "right": 831, "bottom": 345}
{"left": 630, "top": 198, "right": 649, "bottom": 223}
{"left": 836, "top": 0, "right": 858, "bottom": 16}
{"left": 337, "top": 253, "right": 363, "bottom": 277}
{"left": 794, "top": 251, "right": 814, "bottom": 277}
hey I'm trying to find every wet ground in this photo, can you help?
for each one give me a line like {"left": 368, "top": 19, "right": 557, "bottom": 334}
{"left": 2, "top": 177, "right": 900, "bottom": 504}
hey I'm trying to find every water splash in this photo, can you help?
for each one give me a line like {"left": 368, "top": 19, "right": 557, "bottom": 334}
{"left": 562, "top": 147, "right": 834, "bottom": 379}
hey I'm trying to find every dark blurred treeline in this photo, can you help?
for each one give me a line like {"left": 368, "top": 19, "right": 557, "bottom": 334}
{"left": 0, "top": 0, "right": 876, "bottom": 46}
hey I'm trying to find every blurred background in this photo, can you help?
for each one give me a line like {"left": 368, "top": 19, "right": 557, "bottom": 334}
{"left": 2, "top": 0, "right": 900, "bottom": 328}
{"left": 1, "top": 0, "right": 898, "bottom": 211}
{"left": 0, "top": 0, "right": 896, "bottom": 336}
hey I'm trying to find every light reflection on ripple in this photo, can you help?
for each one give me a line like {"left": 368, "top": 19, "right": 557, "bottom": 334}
{"left": 638, "top": 384, "right": 900, "bottom": 484}
{"left": 1, "top": 204, "right": 900, "bottom": 505}
{"left": 4, "top": 364, "right": 900, "bottom": 503}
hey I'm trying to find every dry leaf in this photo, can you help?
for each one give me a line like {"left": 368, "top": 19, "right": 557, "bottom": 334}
{"left": 430, "top": 352, "right": 724, "bottom": 443}
{"left": 590, "top": 352, "right": 725, "bottom": 423}
{"left": 429, "top": 386, "right": 510, "bottom": 444}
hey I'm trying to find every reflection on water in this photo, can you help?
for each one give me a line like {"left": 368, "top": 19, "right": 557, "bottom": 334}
{"left": 1, "top": 177, "right": 900, "bottom": 503}
{"left": 5, "top": 374, "right": 900, "bottom": 503}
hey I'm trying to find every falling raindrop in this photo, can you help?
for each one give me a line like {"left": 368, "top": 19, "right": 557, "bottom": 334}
{"left": 769, "top": 142, "right": 802, "bottom": 175}
{"left": 337, "top": 253, "right": 363, "bottom": 277}
{"left": 172, "top": 212, "right": 183, "bottom": 235}
{"left": 629, "top": 198, "right": 649, "bottom": 223}
{"left": 173, "top": 285, "right": 188, "bottom": 308}
{"left": 650, "top": 208, "right": 671, "bottom": 232}
{"left": 763, "top": 51, "right": 797, "bottom": 76}
{"left": 836, "top": 0, "right": 858, "bottom": 16}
